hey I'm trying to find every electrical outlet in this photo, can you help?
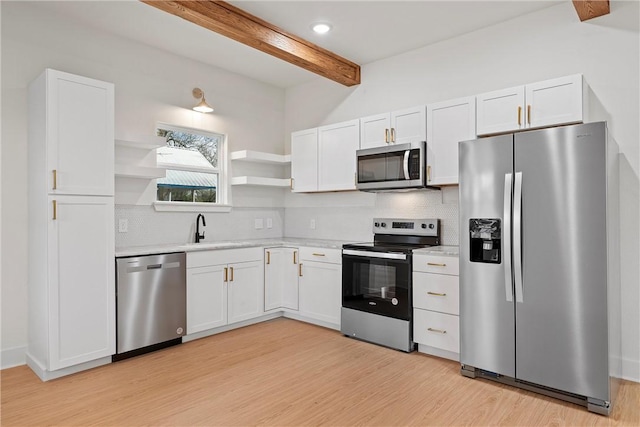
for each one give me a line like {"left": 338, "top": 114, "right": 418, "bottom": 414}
{"left": 255, "top": 218, "right": 264, "bottom": 229}
{"left": 118, "top": 219, "right": 128, "bottom": 233}
{"left": 310, "top": 219, "right": 316, "bottom": 230}
{"left": 266, "top": 218, "right": 273, "bottom": 229}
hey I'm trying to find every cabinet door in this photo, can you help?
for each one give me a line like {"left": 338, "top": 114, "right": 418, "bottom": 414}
{"left": 359, "top": 113, "right": 390, "bottom": 149}
{"left": 47, "top": 69, "right": 114, "bottom": 196}
{"left": 228, "top": 260, "right": 264, "bottom": 324}
{"left": 264, "top": 248, "right": 299, "bottom": 311}
{"left": 298, "top": 261, "right": 341, "bottom": 325}
{"left": 390, "top": 106, "right": 426, "bottom": 145}
{"left": 525, "top": 74, "right": 583, "bottom": 129}
{"left": 318, "top": 119, "right": 359, "bottom": 191}
{"left": 426, "top": 97, "right": 476, "bottom": 185}
{"left": 187, "top": 264, "right": 227, "bottom": 334}
{"left": 291, "top": 128, "right": 318, "bottom": 192}
{"left": 48, "top": 195, "right": 115, "bottom": 370}
{"left": 476, "top": 85, "right": 525, "bottom": 136}
{"left": 282, "top": 248, "right": 300, "bottom": 310}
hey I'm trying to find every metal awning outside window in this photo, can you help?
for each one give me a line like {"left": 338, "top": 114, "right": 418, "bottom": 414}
{"left": 157, "top": 170, "right": 217, "bottom": 189}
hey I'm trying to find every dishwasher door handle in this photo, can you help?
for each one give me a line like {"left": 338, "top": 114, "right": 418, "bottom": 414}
{"left": 147, "top": 264, "right": 162, "bottom": 270}
{"left": 126, "top": 261, "right": 182, "bottom": 273}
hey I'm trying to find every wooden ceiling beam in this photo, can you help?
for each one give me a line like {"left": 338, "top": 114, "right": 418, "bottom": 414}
{"left": 141, "top": 0, "right": 361, "bottom": 86}
{"left": 572, "top": 0, "right": 610, "bottom": 22}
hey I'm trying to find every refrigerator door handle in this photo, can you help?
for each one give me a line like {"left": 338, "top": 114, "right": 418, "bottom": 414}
{"left": 503, "top": 173, "right": 513, "bottom": 302}
{"left": 513, "top": 171, "right": 524, "bottom": 303}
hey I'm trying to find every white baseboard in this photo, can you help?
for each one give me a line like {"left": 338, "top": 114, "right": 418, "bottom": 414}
{"left": 1, "top": 346, "right": 26, "bottom": 369}
{"left": 621, "top": 356, "right": 640, "bottom": 383}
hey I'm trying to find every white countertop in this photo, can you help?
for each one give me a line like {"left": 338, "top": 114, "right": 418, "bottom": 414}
{"left": 116, "top": 239, "right": 459, "bottom": 258}
{"left": 115, "top": 238, "right": 349, "bottom": 257}
{"left": 414, "top": 245, "right": 459, "bottom": 256}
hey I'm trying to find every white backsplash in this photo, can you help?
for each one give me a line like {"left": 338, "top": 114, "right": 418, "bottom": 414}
{"left": 284, "top": 187, "right": 459, "bottom": 246}
{"left": 115, "top": 205, "right": 284, "bottom": 248}
{"left": 116, "top": 187, "right": 459, "bottom": 248}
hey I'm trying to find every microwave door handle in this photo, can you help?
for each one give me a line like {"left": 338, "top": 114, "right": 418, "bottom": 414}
{"left": 403, "top": 150, "right": 410, "bottom": 180}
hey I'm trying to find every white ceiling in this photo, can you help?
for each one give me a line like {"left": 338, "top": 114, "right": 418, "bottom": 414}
{"left": 32, "top": 1, "right": 562, "bottom": 88}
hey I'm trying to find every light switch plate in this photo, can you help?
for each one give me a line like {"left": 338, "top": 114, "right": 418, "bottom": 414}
{"left": 255, "top": 218, "right": 264, "bottom": 229}
{"left": 266, "top": 218, "right": 273, "bottom": 229}
{"left": 310, "top": 219, "right": 316, "bottom": 230}
{"left": 118, "top": 219, "right": 128, "bottom": 233}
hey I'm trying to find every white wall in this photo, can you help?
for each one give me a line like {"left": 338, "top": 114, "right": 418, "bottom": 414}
{"left": 284, "top": 2, "right": 640, "bottom": 382}
{"left": 0, "top": 2, "right": 287, "bottom": 367}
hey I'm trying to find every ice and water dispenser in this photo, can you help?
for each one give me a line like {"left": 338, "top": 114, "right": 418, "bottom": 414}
{"left": 469, "top": 219, "right": 501, "bottom": 263}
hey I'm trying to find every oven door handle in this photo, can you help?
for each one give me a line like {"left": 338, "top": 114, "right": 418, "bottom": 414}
{"left": 342, "top": 249, "right": 407, "bottom": 261}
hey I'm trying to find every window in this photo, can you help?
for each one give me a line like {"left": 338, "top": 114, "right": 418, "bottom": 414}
{"left": 154, "top": 124, "right": 228, "bottom": 211}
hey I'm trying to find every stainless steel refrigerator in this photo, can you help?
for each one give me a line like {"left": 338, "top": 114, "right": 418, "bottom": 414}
{"left": 459, "top": 122, "right": 621, "bottom": 415}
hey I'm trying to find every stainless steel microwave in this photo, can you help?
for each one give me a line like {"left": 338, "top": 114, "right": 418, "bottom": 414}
{"left": 356, "top": 141, "right": 427, "bottom": 191}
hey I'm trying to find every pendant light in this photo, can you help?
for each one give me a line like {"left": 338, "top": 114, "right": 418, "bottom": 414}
{"left": 192, "top": 87, "right": 214, "bottom": 113}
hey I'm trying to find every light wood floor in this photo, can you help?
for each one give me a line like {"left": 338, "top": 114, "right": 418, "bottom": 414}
{"left": 2, "top": 318, "right": 638, "bottom": 426}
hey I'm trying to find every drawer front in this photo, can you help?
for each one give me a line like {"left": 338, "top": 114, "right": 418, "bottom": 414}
{"left": 187, "top": 247, "right": 263, "bottom": 268}
{"left": 413, "top": 309, "right": 459, "bottom": 353}
{"left": 413, "top": 254, "right": 459, "bottom": 275}
{"left": 413, "top": 272, "right": 459, "bottom": 315}
{"left": 299, "top": 247, "right": 341, "bottom": 264}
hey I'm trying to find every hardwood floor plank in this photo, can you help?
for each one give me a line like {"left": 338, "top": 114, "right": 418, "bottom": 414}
{"left": 2, "top": 318, "right": 638, "bottom": 426}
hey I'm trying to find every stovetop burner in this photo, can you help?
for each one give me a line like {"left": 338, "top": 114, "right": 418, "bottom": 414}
{"left": 343, "top": 218, "right": 441, "bottom": 253}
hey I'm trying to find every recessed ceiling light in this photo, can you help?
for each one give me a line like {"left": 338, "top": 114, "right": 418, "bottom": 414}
{"left": 312, "top": 23, "right": 332, "bottom": 34}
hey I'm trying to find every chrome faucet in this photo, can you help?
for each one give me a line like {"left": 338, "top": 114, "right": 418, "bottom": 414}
{"left": 195, "top": 214, "right": 206, "bottom": 243}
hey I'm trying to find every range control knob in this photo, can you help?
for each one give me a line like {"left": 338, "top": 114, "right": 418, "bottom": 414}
{"left": 374, "top": 222, "right": 380, "bottom": 228}
{"left": 381, "top": 222, "right": 387, "bottom": 228}
{"left": 421, "top": 223, "right": 427, "bottom": 229}
{"left": 429, "top": 223, "right": 435, "bottom": 229}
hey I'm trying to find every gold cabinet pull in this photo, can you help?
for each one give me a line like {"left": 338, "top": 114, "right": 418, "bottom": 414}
{"left": 230, "top": 267, "right": 234, "bottom": 282}
{"left": 427, "top": 328, "right": 447, "bottom": 334}
{"left": 527, "top": 104, "right": 531, "bottom": 125}
{"left": 266, "top": 251, "right": 271, "bottom": 265}
{"left": 517, "top": 106, "right": 522, "bottom": 126}
{"left": 52, "top": 200, "right": 57, "bottom": 220}
{"left": 427, "top": 165, "right": 432, "bottom": 182}
{"left": 293, "top": 251, "right": 297, "bottom": 265}
{"left": 299, "top": 263, "right": 303, "bottom": 277}
{"left": 427, "top": 291, "right": 447, "bottom": 297}
{"left": 427, "top": 262, "right": 446, "bottom": 267}
{"left": 224, "top": 267, "right": 228, "bottom": 282}
{"left": 384, "top": 128, "right": 390, "bottom": 143}
{"left": 312, "top": 253, "right": 325, "bottom": 257}
{"left": 52, "top": 170, "right": 57, "bottom": 190}
{"left": 390, "top": 127, "right": 396, "bottom": 143}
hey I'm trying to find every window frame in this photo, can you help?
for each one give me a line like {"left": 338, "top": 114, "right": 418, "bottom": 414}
{"left": 152, "top": 122, "right": 231, "bottom": 213}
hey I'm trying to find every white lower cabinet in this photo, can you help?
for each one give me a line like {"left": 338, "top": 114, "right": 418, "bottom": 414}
{"left": 47, "top": 196, "right": 115, "bottom": 371}
{"left": 186, "top": 248, "right": 264, "bottom": 334}
{"left": 264, "top": 247, "right": 299, "bottom": 311}
{"left": 413, "top": 253, "right": 460, "bottom": 361}
{"left": 298, "top": 247, "right": 341, "bottom": 326}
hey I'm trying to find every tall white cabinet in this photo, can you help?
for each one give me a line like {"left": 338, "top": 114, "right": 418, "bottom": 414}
{"left": 27, "top": 69, "right": 115, "bottom": 380}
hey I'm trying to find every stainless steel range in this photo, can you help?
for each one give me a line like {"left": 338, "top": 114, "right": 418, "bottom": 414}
{"left": 341, "top": 218, "right": 440, "bottom": 352}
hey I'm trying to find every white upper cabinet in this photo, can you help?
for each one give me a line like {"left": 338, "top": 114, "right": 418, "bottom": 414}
{"left": 37, "top": 69, "right": 115, "bottom": 196}
{"left": 318, "top": 119, "right": 359, "bottom": 191}
{"left": 476, "top": 86, "right": 525, "bottom": 135}
{"left": 525, "top": 75, "right": 584, "bottom": 129}
{"left": 291, "top": 127, "right": 318, "bottom": 192}
{"left": 359, "top": 106, "right": 426, "bottom": 149}
{"left": 426, "top": 96, "right": 476, "bottom": 186}
{"left": 391, "top": 106, "right": 427, "bottom": 145}
{"left": 477, "top": 74, "right": 584, "bottom": 136}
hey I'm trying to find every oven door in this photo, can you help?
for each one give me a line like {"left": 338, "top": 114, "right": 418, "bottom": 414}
{"left": 342, "top": 249, "right": 412, "bottom": 320}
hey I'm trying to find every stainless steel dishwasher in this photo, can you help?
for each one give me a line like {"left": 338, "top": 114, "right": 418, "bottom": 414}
{"left": 114, "top": 252, "right": 186, "bottom": 360}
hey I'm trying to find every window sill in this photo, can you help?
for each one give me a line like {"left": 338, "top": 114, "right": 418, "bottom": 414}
{"left": 153, "top": 201, "right": 232, "bottom": 213}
